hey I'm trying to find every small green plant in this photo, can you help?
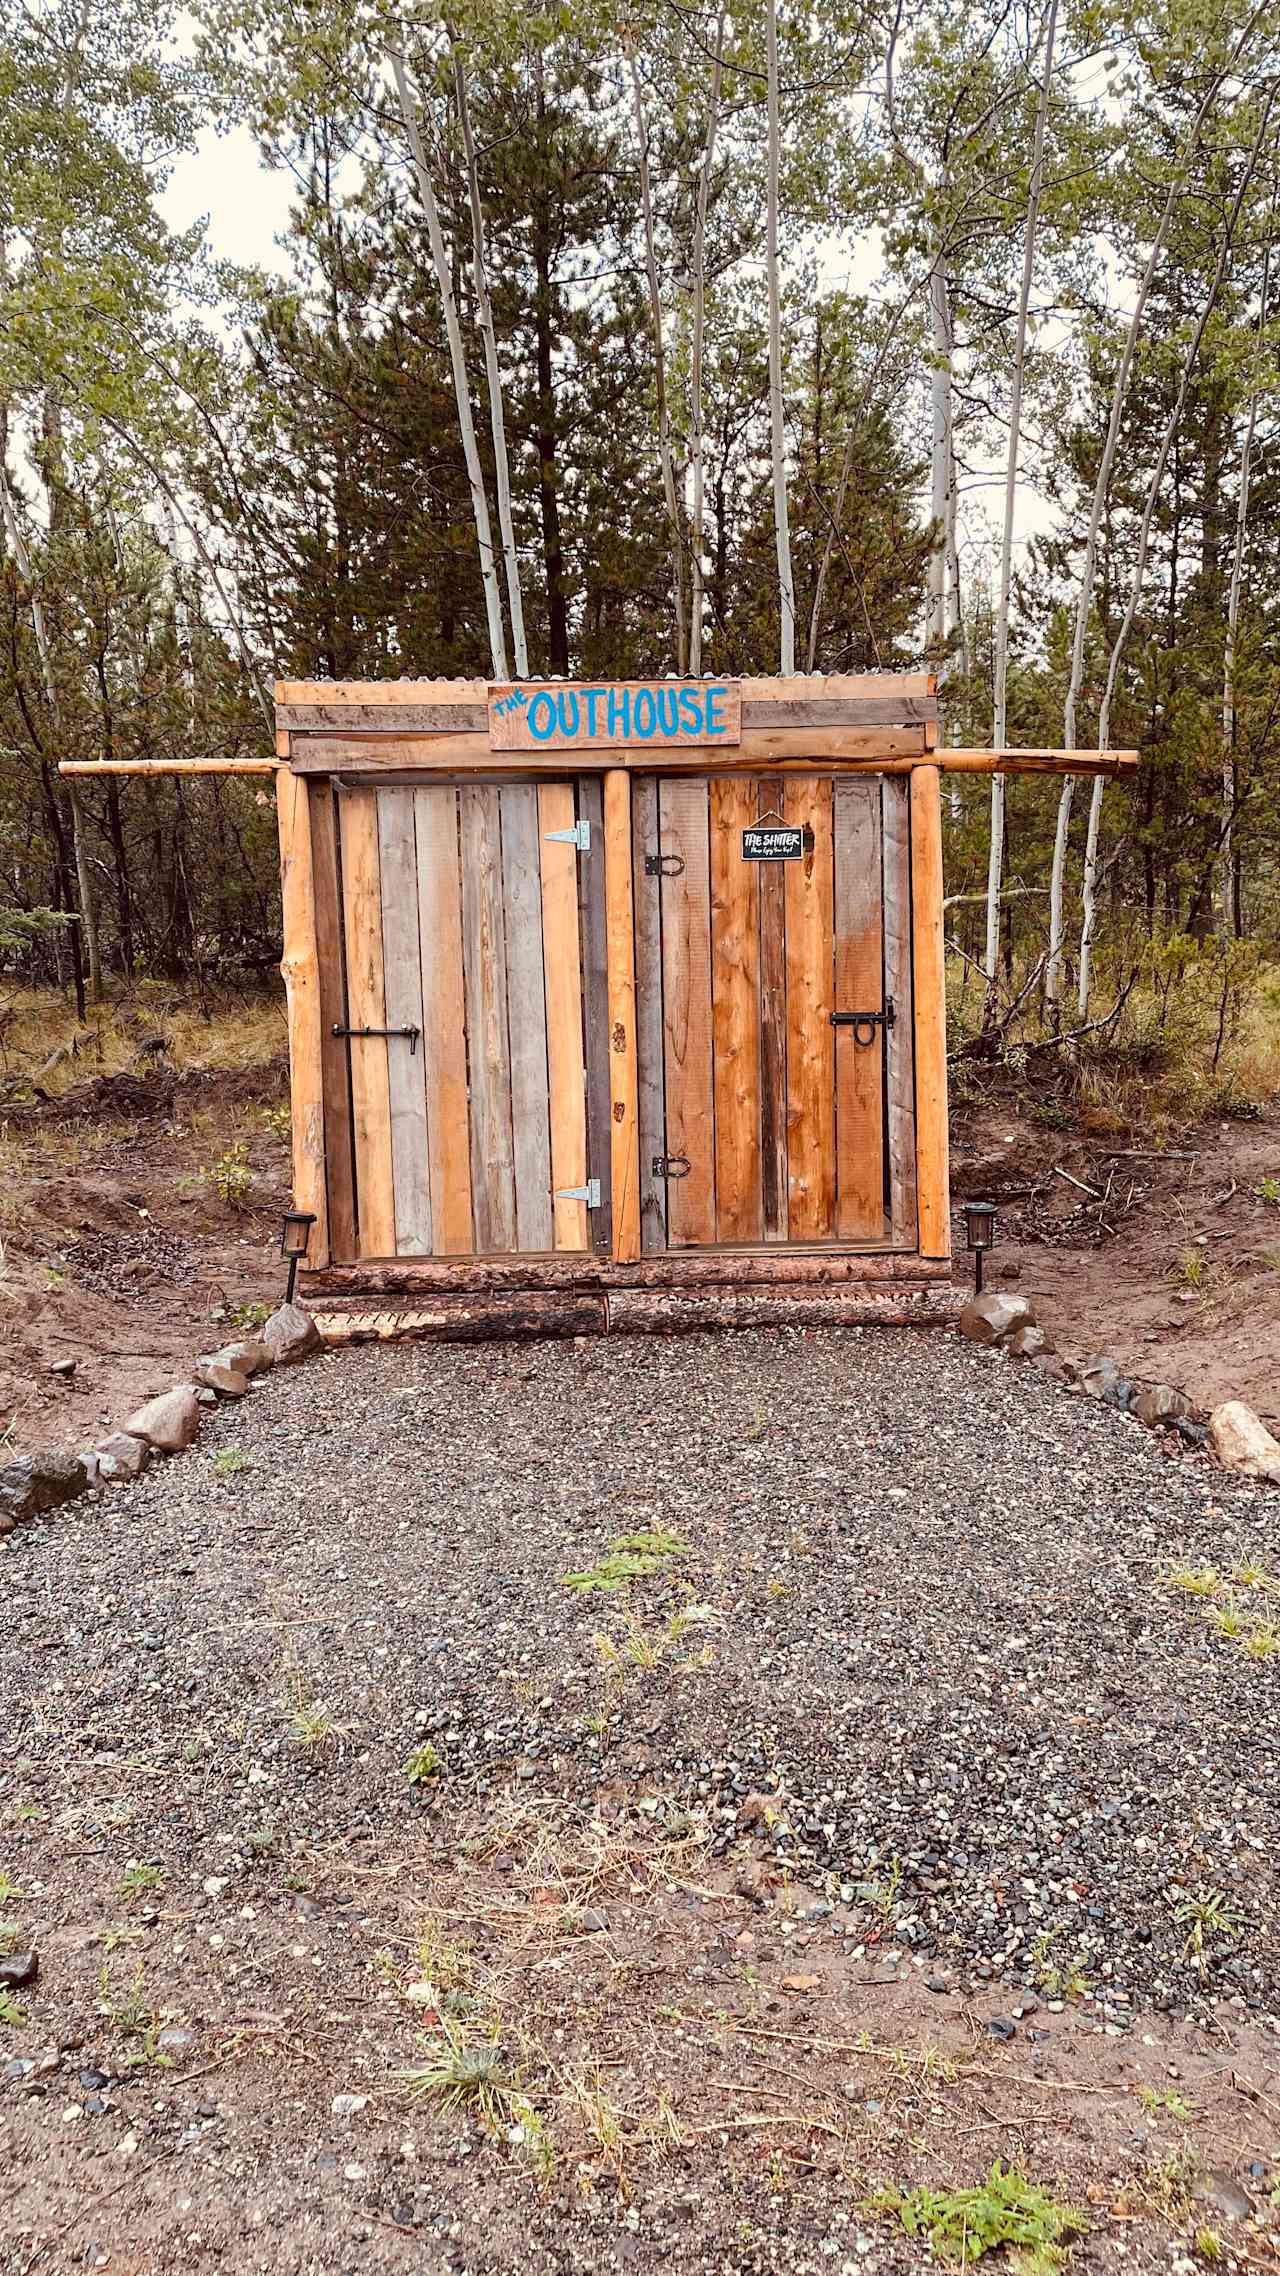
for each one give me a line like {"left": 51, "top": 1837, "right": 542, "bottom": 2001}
{"left": 0, "top": 1872, "right": 24, "bottom": 1906}
{"left": 1174, "top": 1885, "right": 1242, "bottom": 1964}
{"left": 1206, "top": 1601, "right": 1247, "bottom": 1640}
{"left": 1135, "top": 2084, "right": 1192, "bottom": 2123}
{"left": 872, "top": 2162, "right": 1087, "bottom": 2272}
{"left": 116, "top": 1859, "right": 164, "bottom": 1902}
{"left": 858, "top": 1854, "right": 903, "bottom": 1922}
{"left": 393, "top": 2021, "right": 521, "bottom": 2131}
{"left": 561, "top": 1529, "right": 687, "bottom": 1596}
{"left": 1195, "top": 2230, "right": 1223, "bottom": 2264}
{"left": 102, "top": 1922, "right": 144, "bottom": 1955}
{"left": 288, "top": 1699, "right": 346, "bottom": 1748}
{"left": 1230, "top": 1558, "right": 1275, "bottom": 1590}
{"left": 208, "top": 1141, "right": 252, "bottom": 1208}
{"left": 1252, "top": 1176, "right": 1280, "bottom": 1205}
{"left": 211, "top": 1447, "right": 252, "bottom": 1478}
{"left": 404, "top": 1741, "right": 443, "bottom": 1786}
{"left": 1161, "top": 1562, "right": 1223, "bottom": 1599}
{"left": 10, "top": 1801, "right": 43, "bottom": 1826}
{"left": 0, "top": 1920, "right": 21, "bottom": 1957}
{"left": 229, "top": 1299, "right": 271, "bottom": 1332}
{"left": 1242, "top": 1619, "right": 1280, "bottom": 1660}
{"left": 261, "top": 1102, "right": 292, "bottom": 1144}
{"left": 0, "top": 1989, "right": 26, "bottom": 2028}
{"left": 1168, "top": 1247, "right": 1206, "bottom": 1289}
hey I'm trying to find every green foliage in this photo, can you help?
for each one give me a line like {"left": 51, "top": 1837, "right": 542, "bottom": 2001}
{"left": 393, "top": 2022, "right": 521, "bottom": 2130}
{"left": 404, "top": 1742, "right": 443, "bottom": 1786}
{"left": 211, "top": 1447, "right": 252, "bottom": 1477}
{"left": 116, "top": 1859, "right": 164, "bottom": 1901}
{"left": 207, "top": 1142, "right": 252, "bottom": 1209}
{"left": 0, "top": 1989, "right": 26, "bottom": 2027}
{"left": 872, "top": 2162, "right": 1088, "bottom": 2272}
{"left": 562, "top": 1529, "right": 687, "bottom": 1595}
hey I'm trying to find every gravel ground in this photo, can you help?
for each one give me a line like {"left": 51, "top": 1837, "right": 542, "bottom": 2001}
{"left": 2, "top": 1324, "right": 1278, "bottom": 2272}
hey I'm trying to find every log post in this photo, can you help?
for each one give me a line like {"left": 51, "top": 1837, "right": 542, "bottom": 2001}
{"left": 910, "top": 764, "right": 950, "bottom": 1262}
{"left": 276, "top": 762, "right": 329, "bottom": 1265}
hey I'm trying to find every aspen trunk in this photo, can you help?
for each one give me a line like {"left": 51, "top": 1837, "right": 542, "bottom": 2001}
{"left": 924, "top": 236, "right": 952, "bottom": 661}
{"left": 766, "top": 0, "right": 796, "bottom": 673}
{"left": 986, "top": 0, "right": 1057, "bottom": 982}
{"left": 688, "top": 10, "right": 725, "bottom": 677}
{"left": 391, "top": 49, "right": 508, "bottom": 679}
{"left": 453, "top": 47, "right": 527, "bottom": 677}
{"left": 626, "top": 43, "right": 687, "bottom": 674}
{"left": 1221, "top": 234, "right": 1270, "bottom": 936}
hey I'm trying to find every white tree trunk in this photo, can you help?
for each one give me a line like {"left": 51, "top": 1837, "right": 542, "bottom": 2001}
{"left": 924, "top": 236, "right": 952, "bottom": 662}
{"left": 766, "top": 0, "right": 796, "bottom": 673}
{"left": 1049, "top": 18, "right": 1260, "bottom": 1007}
{"left": 453, "top": 47, "right": 527, "bottom": 677}
{"left": 688, "top": 10, "right": 725, "bottom": 677}
{"left": 1077, "top": 83, "right": 1274, "bottom": 1014}
{"left": 986, "top": 0, "right": 1057, "bottom": 982}
{"left": 391, "top": 49, "right": 508, "bottom": 679}
{"left": 1221, "top": 234, "right": 1270, "bottom": 935}
{"left": 627, "top": 43, "right": 687, "bottom": 673}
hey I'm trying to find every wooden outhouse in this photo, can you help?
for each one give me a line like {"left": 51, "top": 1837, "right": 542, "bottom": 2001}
{"left": 263, "top": 675, "right": 1133, "bottom": 1342}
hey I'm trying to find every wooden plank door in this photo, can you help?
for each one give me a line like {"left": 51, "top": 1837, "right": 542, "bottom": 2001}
{"left": 635, "top": 773, "right": 916, "bottom": 1251}
{"left": 325, "top": 779, "right": 596, "bottom": 1261}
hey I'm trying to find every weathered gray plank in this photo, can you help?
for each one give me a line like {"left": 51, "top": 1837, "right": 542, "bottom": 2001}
{"left": 741, "top": 696, "right": 936, "bottom": 727}
{"left": 632, "top": 777, "right": 667, "bottom": 1254}
{"left": 459, "top": 786, "right": 517, "bottom": 1252}
{"left": 279, "top": 703, "right": 488, "bottom": 732}
{"left": 833, "top": 779, "right": 885, "bottom": 1241}
{"left": 376, "top": 789, "right": 432, "bottom": 1254}
{"left": 882, "top": 774, "right": 917, "bottom": 1248}
{"left": 499, "top": 786, "right": 554, "bottom": 1251}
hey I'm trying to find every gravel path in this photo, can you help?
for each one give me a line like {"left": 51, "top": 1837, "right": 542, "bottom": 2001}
{"left": 3, "top": 1325, "right": 1278, "bottom": 2271}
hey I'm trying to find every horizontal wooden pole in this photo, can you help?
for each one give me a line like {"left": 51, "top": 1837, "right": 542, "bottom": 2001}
{"left": 302, "top": 1249, "right": 941, "bottom": 1297}
{"left": 313, "top": 1280, "right": 962, "bottom": 1346}
{"left": 60, "top": 758, "right": 275, "bottom": 776}
{"left": 940, "top": 748, "right": 1138, "bottom": 775}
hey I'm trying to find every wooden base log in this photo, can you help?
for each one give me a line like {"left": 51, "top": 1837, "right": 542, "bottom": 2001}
{"left": 313, "top": 1281, "right": 963, "bottom": 1347}
{"left": 302, "top": 1249, "right": 942, "bottom": 1299}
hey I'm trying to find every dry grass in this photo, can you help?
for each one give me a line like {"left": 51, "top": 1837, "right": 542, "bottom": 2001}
{"left": 0, "top": 983, "right": 286, "bottom": 1098}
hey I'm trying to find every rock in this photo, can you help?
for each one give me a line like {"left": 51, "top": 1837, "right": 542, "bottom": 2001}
{"left": 125, "top": 1384, "right": 201, "bottom": 1455}
{"left": 986, "top": 2016, "right": 1017, "bottom": 2041}
{"left": 1131, "top": 1383, "right": 1191, "bottom": 1429}
{"left": 49, "top": 1357, "right": 77, "bottom": 1379}
{"left": 156, "top": 2028, "right": 196, "bottom": 2056}
{"left": 995, "top": 1260, "right": 1022, "bottom": 1282}
{"left": 1193, "top": 2170, "right": 1255, "bottom": 2223}
{"left": 1209, "top": 1401, "right": 1280, "bottom": 1485}
{"left": 1030, "top": 1352, "right": 1072, "bottom": 1385}
{"left": 1080, "top": 1355, "right": 1132, "bottom": 1407}
{"left": 213, "top": 1340, "right": 274, "bottom": 1379}
{"left": 1005, "top": 1323, "right": 1054, "bottom": 1360}
{"left": 0, "top": 1450, "right": 90, "bottom": 1524}
{"left": 1175, "top": 1416, "right": 1210, "bottom": 1448}
{"left": 94, "top": 1432, "right": 150, "bottom": 1484}
{"left": 332, "top": 2093, "right": 369, "bottom": 2118}
{"left": 193, "top": 1357, "right": 252, "bottom": 1398}
{"left": 262, "top": 1302, "right": 323, "bottom": 1366}
{"left": 958, "top": 1292, "right": 1035, "bottom": 1347}
{"left": 0, "top": 1951, "right": 38, "bottom": 1988}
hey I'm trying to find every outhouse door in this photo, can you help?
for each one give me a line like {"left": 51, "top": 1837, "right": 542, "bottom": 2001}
{"left": 633, "top": 773, "right": 917, "bottom": 1253}
{"left": 312, "top": 778, "right": 611, "bottom": 1262}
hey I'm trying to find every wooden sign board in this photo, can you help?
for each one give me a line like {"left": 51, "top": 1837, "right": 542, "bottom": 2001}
{"left": 742, "top": 823, "right": 807, "bottom": 862}
{"left": 488, "top": 680, "right": 741, "bottom": 752}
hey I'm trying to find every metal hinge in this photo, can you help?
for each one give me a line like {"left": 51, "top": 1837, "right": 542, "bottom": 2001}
{"left": 644, "top": 851, "right": 684, "bottom": 877}
{"left": 332, "top": 1023, "right": 421, "bottom": 1054}
{"left": 556, "top": 1178, "right": 601, "bottom": 1207}
{"left": 651, "top": 1154, "right": 691, "bottom": 1179}
{"left": 544, "top": 819, "right": 591, "bottom": 853}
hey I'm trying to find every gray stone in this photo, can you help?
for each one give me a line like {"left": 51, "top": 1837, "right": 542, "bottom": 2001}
{"left": 214, "top": 1339, "right": 274, "bottom": 1378}
{"left": 156, "top": 2027, "right": 196, "bottom": 2056}
{"left": 0, "top": 1512, "right": 13, "bottom": 1539}
{"left": 0, "top": 1450, "right": 90, "bottom": 1524}
{"left": 0, "top": 1950, "right": 37, "bottom": 1988}
{"left": 331, "top": 2093, "right": 369, "bottom": 2118}
{"left": 1005, "top": 1323, "right": 1054, "bottom": 1361}
{"left": 49, "top": 1357, "right": 77, "bottom": 1379}
{"left": 1131, "top": 1383, "right": 1191, "bottom": 1429}
{"left": 1193, "top": 2170, "right": 1255, "bottom": 2223}
{"left": 1080, "top": 1354, "right": 1133, "bottom": 1407}
{"left": 193, "top": 1357, "right": 252, "bottom": 1398}
{"left": 1175, "top": 1416, "right": 1210, "bottom": 1448}
{"left": 94, "top": 1432, "right": 150, "bottom": 1483}
{"left": 1030, "top": 1352, "right": 1072, "bottom": 1385}
{"left": 263, "top": 1302, "right": 323, "bottom": 1366}
{"left": 958, "top": 1292, "right": 1035, "bottom": 1347}
{"left": 125, "top": 1384, "right": 201, "bottom": 1455}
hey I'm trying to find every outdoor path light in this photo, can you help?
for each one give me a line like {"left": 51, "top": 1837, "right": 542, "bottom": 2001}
{"left": 963, "top": 1200, "right": 997, "bottom": 1293}
{"left": 281, "top": 1210, "right": 316, "bottom": 1304}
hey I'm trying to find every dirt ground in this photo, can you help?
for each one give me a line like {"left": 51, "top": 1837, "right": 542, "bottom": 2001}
{"left": 2, "top": 1329, "right": 1278, "bottom": 2275}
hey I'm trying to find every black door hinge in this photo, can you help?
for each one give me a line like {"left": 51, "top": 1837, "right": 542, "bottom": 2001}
{"left": 644, "top": 852, "right": 685, "bottom": 877}
{"left": 332, "top": 1023, "right": 421, "bottom": 1054}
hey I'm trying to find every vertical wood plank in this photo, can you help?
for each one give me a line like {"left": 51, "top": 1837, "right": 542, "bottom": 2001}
{"left": 784, "top": 776, "right": 835, "bottom": 1240}
{"left": 604, "top": 770, "right": 641, "bottom": 1264}
{"left": 276, "top": 768, "right": 328, "bottom": 1265}
{"left": 659, "top": 777, "right": 716, "bottom": 1245}
{"left": 883, "top": 774, "right": 918, "bottom": 1249}
{"left": 309, "top": 783, "right": 357, "bottom": 1262}
{"left": 834, "top": 778, "right": 886, "bottom": 1241}
{"left": 500, "top": 786, "right": 554, "bottom": 1251}
{"left": 631, "top": 777, "right": 667, "bottom": 1254}
{"left": 460, "top": 786, "right": 517, "bottom": 1253}
{"left": 539, "top": 782, "right": 589, "bottom": 1252}
{"left": 910, "top": 763, "right": 951, "bottom": 1260}
{"left": 376, "top": 788, "right": 432, "bottom": 1254}
{"left": 577, "top": 776, "right": 613, "bottom": 1255}
{"left": 709, "top": 776, "right": 762, "bottom": 1241}
{"left": 414, "top": 786, "right": 474, "bottom": 1254}
{"left": 758, "top": 778, "right": 789, "bottom": 1242}
{"left": 338, "top": 787, "right": 397, "bottom": 1258}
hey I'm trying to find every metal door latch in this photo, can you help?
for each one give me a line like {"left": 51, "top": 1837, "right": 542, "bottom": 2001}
{"left": 829, "top": 997, "right": 895, "bottom": 1047}
{"left": 544, "top": 819, "right": 591, "bottom": 852}
{"left": 651, "top": 1154, "right": 691, "bottom": 1178}
{"left": 644, "top": 852, "right": 685, "bottom": 876}
{"left": 556, "top": 1178, "right": 601, "bottom": 1207}
{"left": 332, "top": 1023, "right": 421, "bottom": 1054}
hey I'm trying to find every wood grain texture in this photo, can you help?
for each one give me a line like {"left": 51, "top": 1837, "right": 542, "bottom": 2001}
{"left": 882, "top": 774, "right": 918, "bottom": 1250}
{"left": 604, "top": 771, "right": 640, "bottom": 1264}
{"left": 833, "top": 779, "right": 885, "bottom": 1241}
{"left": 276, "top": 769, "right": 328, "bottom": 1264}
{"left": 307, "top": 1250, "right": 943, "bottom": 1297}
{"left": 289, "top": 724, "right": 929, "bottom": 774}
{"left": 538, "top": 782, "right": 589, "bottom": 1252}
{"left": 459, "top": 787, "right": 517, "bottom": 1252}
{"left": 376, "top": 788, "right": 432, "bottom": 1253}
{"left": 308, "top": 784, "right": 357, "bottom": 1261}
{"left": 631, "top": 777, "right": 668, "bottom": 1255}
{"left": 338, "top": 787, "right": 396, "bottom": 1258}
{"left": 576, "top": 776, "right": 613, "bottom": 1255}
{"left": 709, "top": 776, "right": 761, "bottom": 1241}
{"left": 757, "top": 780, "right": 788, "bottom": 1242}
{"left": 499, "top": 786, "right": 554, "bottom": 1251}
{"left": 910, "top": 764, "right": 950, "bottom": 1260}
{"left": 278, "top": 670, "right": 932, "bottom": 707}
{"left": 783, "top": 777, "right": 835, "bottom": 1241}
{"left": 414, "top": 787, "right": 474, "bottom": 1254}
{"left": 659, "top": 778, "right": 716, "bottom": 1245}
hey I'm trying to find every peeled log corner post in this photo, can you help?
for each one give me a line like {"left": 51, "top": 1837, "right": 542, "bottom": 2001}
{"left": 62, "top": 677, "right": 1134, "bottom": 1345}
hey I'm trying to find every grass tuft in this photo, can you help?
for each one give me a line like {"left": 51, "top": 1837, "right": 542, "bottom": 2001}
{"left": 872, "top": 2161, "right": 1088, "bottom": 2272}
{"left": 562, "top": 1529, "right": 687, "bottom": 1596}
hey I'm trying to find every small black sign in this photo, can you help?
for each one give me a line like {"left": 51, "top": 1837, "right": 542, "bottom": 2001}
{"left": 742, "top": 824, "right": 806, "bottom": 863}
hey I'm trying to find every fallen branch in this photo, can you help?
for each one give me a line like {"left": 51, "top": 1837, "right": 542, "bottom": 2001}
{"left": 1054, "top": 1164, "right": 1103, "bottom": 1198}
